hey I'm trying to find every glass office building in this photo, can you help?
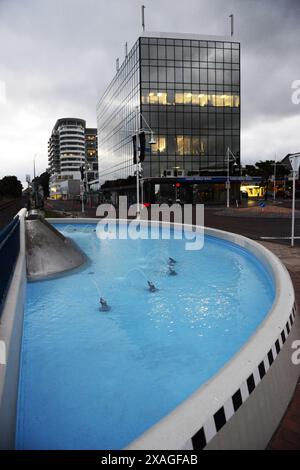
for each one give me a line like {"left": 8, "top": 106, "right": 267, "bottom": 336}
{"left": 97, "top": 32, "right": 240, "bottom": 203}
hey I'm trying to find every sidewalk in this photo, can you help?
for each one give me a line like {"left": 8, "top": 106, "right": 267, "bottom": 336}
{"left": 259, "top": 241, "right": 300, "bottom": 450}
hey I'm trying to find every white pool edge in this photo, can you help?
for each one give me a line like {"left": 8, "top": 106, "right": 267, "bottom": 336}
{"left": 0, "top": 208, "right": 27, "bottom": 449}
{"left": 48, "top": 218, "right": 300, "bottom": 450}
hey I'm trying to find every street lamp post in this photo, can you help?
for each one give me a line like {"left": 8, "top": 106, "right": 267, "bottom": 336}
{"left": 85, "top": 161, "right": 89, "bottom": 209}
{"left": 291, "top": 167, "right": 296, "bottom": 247}
{"left": 135, "top": 107, "right": 141, "bottom": 218}
{"left": 33, "top": 154, "right": 39, "bottom": 209}
{"left": 289, "top": 153, "right": 300, "bottom": 248}
{"left": 133, "top": 106, "right": 156, "bottom": 219}
{"left": 121, "top": 108, "right": 155, "bottom": 218}
{"left": 81, "top": 185, "right": 85, "bottom": 213}
{"left": 225, "top": 147, "right": 237, "bottom": 208}
{"left": 273, "top": 153, "right": 277, "bottom": 203}
{"left": 80, "top": 163, "right": 86, "bottom": 214}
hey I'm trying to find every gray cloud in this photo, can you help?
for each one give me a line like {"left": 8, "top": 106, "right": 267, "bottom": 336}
{"left": 0, "top": 0, "right": 300, "bottom": 183}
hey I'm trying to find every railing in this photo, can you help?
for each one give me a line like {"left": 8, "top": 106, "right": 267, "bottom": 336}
{"left": 0, "top": 216, "right": 20, "bottom": 318}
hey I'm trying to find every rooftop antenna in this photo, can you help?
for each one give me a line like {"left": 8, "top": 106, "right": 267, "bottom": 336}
{"left": 229, "top": 14, "right": 234, "bottom": 37}
{"left": 141, "top": 5, "right": 145, "bottom": 32}
{"left": 116, "top": 57, "right": 120, "bottom": 72}
{"left": 125, "top": 42, "right": 128, "bottom": 59}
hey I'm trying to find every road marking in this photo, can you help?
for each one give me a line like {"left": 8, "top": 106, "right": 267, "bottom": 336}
{"left": 260, "top": 236, "right": 300, "bottom": 240}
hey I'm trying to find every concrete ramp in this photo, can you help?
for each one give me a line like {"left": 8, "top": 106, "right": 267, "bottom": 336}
{"left": 26, "top": 217, "right": 87, "bottom": 281}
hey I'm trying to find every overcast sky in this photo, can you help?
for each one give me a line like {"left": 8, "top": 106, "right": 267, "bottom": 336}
{"left": 0, "top": 0, "right": 300, "bottom": 184}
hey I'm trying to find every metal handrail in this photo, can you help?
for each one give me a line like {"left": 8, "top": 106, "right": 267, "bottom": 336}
{"left": 0, "top": 216, "right": 20, "bottom": 318}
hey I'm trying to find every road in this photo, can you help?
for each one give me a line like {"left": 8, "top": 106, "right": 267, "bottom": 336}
{"left": 204, "top": 207, "right": 300, "bottom": 245}
{"left": 44, "top": 197, "right": 300, "bottom": 246}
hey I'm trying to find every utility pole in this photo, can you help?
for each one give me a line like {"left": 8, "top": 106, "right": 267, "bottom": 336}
{"left": 80, "top": 165, "right": 85, "bottom": 213}
{"left": 273, "top": 153, "right": 277, "bottom": 202}
{"left": 225, "top": 147, "right": 237, "bottom": 208}
{"left": 141, "top": 5, "right": 145, "bottom": 32}
{"left": 33, "top": 154, "right": 38, "bottom": 209}
{"left": 135, "top": 106, "right": 140, "bottom": 219}
{"left": 229, "top": 14, "right": 234, "bottom": 37}
{"left": 292, "top": 167, "right": 296, "bottom": 247}
{"left": 226, "top": 147, "right": 230, "bottom": 209}
{"left": 289, "top": 153, "right": 300, "bottom": 247}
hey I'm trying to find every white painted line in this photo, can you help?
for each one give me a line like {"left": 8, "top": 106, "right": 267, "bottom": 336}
{"left": 203, "top": 417, "right": 217, "bottom": 442}
{"left": 240, "top": 381, "right": 249, "bottom": 402}
{"left": 223, "top": 397, "right": 235, "bottom": 421}
{"left": 260, "top": 236, "right": 300, "bottom": 240}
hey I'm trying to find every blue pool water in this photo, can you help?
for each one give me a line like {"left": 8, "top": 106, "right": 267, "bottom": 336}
{"left": 16, "top": 223, "right": 275, "bottom": 449}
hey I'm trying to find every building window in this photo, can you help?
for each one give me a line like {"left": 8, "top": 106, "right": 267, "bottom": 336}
{"left": 142, "top": 90, "right": 239, "bottom": 107}
{"left": 152, "top": 136, "right": 166, "bottom": 154}
{"left": 176, "top": 136, "right": 207, "bottom": 156}
{"left": 142, "top": 91, "right": 167, "bottom": 104}
{"left": 176, "top": 136, "right": 191, "bottom": 156}
{"left": 191, "top": 137, "right": 206, "bottom": 155}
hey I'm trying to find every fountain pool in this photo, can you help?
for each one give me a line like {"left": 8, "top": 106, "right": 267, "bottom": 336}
{"left": 16, "top": 222, "right": 275, "bottom": 450}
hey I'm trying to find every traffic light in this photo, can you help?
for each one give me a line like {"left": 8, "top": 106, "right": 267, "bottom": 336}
{"left": 139, "top": 131, "right": 146, "bottom": 162}
{"left": 132, "top": 134, "right": 137, "bottom": 164}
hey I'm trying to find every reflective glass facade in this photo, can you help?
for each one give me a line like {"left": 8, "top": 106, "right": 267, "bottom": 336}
{"left": 97, "top": 34, "right": 240, "bottom": 184}
{"left": 97, "top": 40, "right": 140, "bottom": 183}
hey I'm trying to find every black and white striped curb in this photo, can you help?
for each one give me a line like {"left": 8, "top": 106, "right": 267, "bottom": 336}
{"left": 189, "top": 303, "right": 297, "bottom": 450}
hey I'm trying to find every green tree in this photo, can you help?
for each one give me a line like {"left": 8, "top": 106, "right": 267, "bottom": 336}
{"left": 0, "top": 175, "right": 23, "bottom": 198}
{"left": 255, "top": 160, "right": 289, "bottom": 188}
{"left": 32, "top": 171, "right": 50, "bottom": 198}
{"left": 242, "top": 164, "right": 260, "bottom": 177}
{"left": 242, "top": 160, "right": 290, "bottom": 199}
{"left": 255, "top": 160, "right": 276, "bottom": 182}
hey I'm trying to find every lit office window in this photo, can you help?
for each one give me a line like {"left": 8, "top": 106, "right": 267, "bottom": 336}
{"left": 191, "top": 137, "right": 206, "bottom": 155}
{"left": 142, "top": 91, "right": 168, "bottom": 104}
{"left": 152, "top": 136, "right": 166, "bottom": 154}
{"left": 199, "top": 94, "right": 208, "bottom": 106}
{"left": 223, "top": 94, "right": 233, "bottom": 107}
{"left": 213, "top": 95, "right": 224, "bottom": 107}
{"left": 192, "top": 94, "right": 200, "bottom": 106}
{"left": 177, "top": 136, "right": 184, "bottom": 155}
{"left": 176, "top": 136, "right": 191, "bottom": 155}
{"left": 184, "top": 93, "right": 192, "bottom": 104}
{"left": 175, "top": 93, "right": 184, "bottom": 104}
{"left": 233, "top": 95, "right": 240, "bottom": 107}
{"left": 143, "top": 91, "right": 239, "bottom": 108}
{"left": 157, "top": 92, "right": 167, "bottom": 105}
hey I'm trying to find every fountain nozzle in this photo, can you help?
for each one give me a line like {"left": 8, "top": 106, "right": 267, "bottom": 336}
{"left": 168, "top": 266, "right": 177, "bottom": 276}
{"left": 148, "top": 281, "right": 158, "bottom": 292}
{"left": 99, "top": 297, "right": 111, "bottom": 312}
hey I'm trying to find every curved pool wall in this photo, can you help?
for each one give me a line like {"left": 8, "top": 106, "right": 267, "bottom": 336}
{"left": 0, "top": 209, "right": 27, "bottom": 449}
{"left": 0, "top": 215, "right": 299, "bottom": 450}
{"left": 47, "top": 218, "right": 300, "bottom": 450}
